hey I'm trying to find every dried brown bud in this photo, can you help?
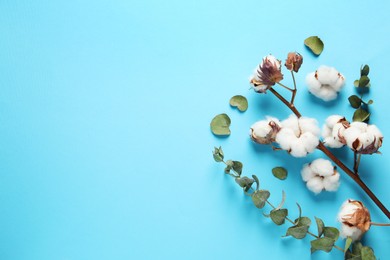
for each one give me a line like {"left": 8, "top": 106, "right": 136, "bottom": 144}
{"left": 338, "top": 199, "right": 371, "bottom": 241}
{"left": 285, "top": 52, "right": 303, "bottom": 73}
{"left": 250, "top": 55, "right": 283, "bottom": 93}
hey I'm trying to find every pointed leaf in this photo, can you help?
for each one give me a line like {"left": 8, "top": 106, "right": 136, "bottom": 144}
{"left": 224, "top": 160, "right": 234, "bottom": 174}
{"left": 311, "top": 237, "right": 335, "bottom": 253}
{"left": 315, "top": 217, "right": 325, "bottom": 237}
{"left": 361, "top": 246, "right": 376, "bottom": 260}
{"left": 353, "top": 108, "right": 370, "bottom": 122}
{"left": 270, "top": 209, "right": 288, "bottom": 225}
{"left": 229, "top": 95, "right": 248, "bottom": 112}
{"left": 252, "top": 174, "right": 260, "bottom": 190}
{"left": 232, "top": 161, "right": 243, "bottom": 175}
{"left": 348, "top": 95, "right": 362, "bottom": 108}
{"left": 352, "top": 241, "right": 363, "bottom": 256}
{"left": 294, "top": 203, "right": 302, "bottom": 225}
{"left": 272, "top": 167, "right": 288, "bottom": 180}
{"left": 361, "top": 65, "right": 370, "bottom": 76}
{"left": 344, "top": 237, "right": 353, "bottom": 253}
{"left": 252, "top": 190, "right": 270, "bottom": 209}
{"left": 323, "top": 227, "right": 339, "bottom": 240}
{"left": 304, "top": 36, "right": 324, "bottom": 55}
{"left": 212, "top": 146, "right": 224, "bottom": 162}
{"left": 210, "top": 113, "right": 231, "bottom": 136}
{"left": 358, "top": 76, "right": 370, "bottom": 88}
{"left": 286, "top": 225, "right": 309, "bottom": 239}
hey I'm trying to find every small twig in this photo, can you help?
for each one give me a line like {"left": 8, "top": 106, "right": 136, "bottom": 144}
{"left": 276, "top": 82, "right": 294, "bottom": 92}
{"left": 370, "top": 222, "right": 390, "bottom": 227}
{"left": 290, "top": 71, "right": 297, "bottom": 104}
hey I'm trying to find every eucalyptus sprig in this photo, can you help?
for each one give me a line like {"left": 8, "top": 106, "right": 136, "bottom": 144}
{"left": 349, "top": 65, "right": 373, "bottom": 122}
{"left": 212, "top": 147, "right": 377, "bottom": 258}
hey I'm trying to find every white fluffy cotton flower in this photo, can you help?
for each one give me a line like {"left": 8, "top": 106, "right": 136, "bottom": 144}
{"left": 306, "top": 66, "right": 345, "bottom": 101}
{"left": 337, "top": 199, "right": 371, "bottom": 241}
{"left": 322, "top": 115, "right": 350, "bottom": 148}
{"left": 275, "top": 115, "right": 320, "bottom": 157}
{"left": 249, "top": 117, "right": 281, "bottom": 144}
{"left": 301, "top": 158, "right": 340, "bottom": 194}
{"left": 343, "top": 122, "right": 383, "bottom": 154}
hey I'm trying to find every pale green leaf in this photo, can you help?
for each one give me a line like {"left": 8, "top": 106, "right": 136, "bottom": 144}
{"left": 354, "top": 80, "right": 359, "bottom": 87}
{"left": 210, "top": 113, "right": 231, "bottom": 136}
{"left": 229, "top": 95, "right": 248, "bottom": 112}
{"left": 344, "top": 237, "right": 353, "bottom": 253}
{"left": 311, "top": 237, "right": 335, "bottom": 253}
{"left": 275, "top": 190, "right": 286, "bottom": 210}
{"left": 272, "top": 167, "right": 288, "bottom": 180}
{"left": 252, "top": 190, "right": 270, "bottom": 209}
{"left": 295, "top": 217, "right": 311, "bottom": 227}
{"left": 304, "top": 36, "right": 324, "bottom": 55}
{"left": 231, "top": 161, "right": 243, "bottom": 175}
{"left": 235, "top": 177, "right": 254, "bottom": 189}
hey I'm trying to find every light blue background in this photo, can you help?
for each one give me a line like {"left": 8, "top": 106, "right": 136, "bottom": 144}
{"left": 0, "top": 0, "right": 389, "bottom": 259}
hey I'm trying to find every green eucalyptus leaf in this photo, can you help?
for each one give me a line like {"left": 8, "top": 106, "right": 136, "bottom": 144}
{"left": 252, "top": 190, "right": 270, "bottom": 209}
{"left": 295, "top": 217, "right": 311, "bottom": 227}
{"left": 367, "top": 99, "right": 374, "bottom": 105}
{"left": 272, "top": 167, "right": 288, "bottom": 180}
{"left": 361, "top": 65, "right": 370, "bottom": 76}
{"left": 286, "top": 225, "right": 309, "bottom": 239}
{"left": 310, "top": 237, "right": 335, "bottom": 253}
{"left": 315, "top": 217, "right": 325, "bottom": 237}
{"left": 229, "top": 95, "right": 248, "bottom": 112}
{"left": 212, "top": 146, "right": 224, "bottom": 162}
{"left": 345, "top": 250, "right": 361, "bottom": 260}
{"left": 348, "top": 95, "right": 362, "bottom": 108}
{"left": 235, "top": 176, "right": 254, "bottom": 189}
{"left": 210, "top": 113, "right": 231, "bottom": 136}
{"left": 304, "top": 36, "right": 324, "bottom": 55}
{"left": 270, "top": 209, "right": 288, "bottom": 225}
{"left": 361, "top": 246, "right": 376, "bottom": 260}
{"left": 232, "top": 161, "right": 243, "bottom": 175}
{"left": 344, "top": 237, "right": 353, "bottom": 253}
{"left": 323, "top": 227, "right": 339, "bottom": 240}
{"left": 358, "top": 76, "right": 370, "bottom": 88}
{"left": 353, "top": 108, "right": 370, "bottom": 122}
{"left": 352, "top": 241, "right": 363, "bottom": 256}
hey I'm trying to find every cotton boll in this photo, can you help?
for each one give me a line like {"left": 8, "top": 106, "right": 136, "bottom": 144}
{"left": 289, "top": 139, "right": 308, "bottom": 157}
{"left": 275, "top": 128, "right": 296, "bottom": 151}
{"left": 323, "top": 172, "right": 340, "bottom": 191}
{"left": 340, "top": 225, "right": 363, "bottom": 241}
{"left": 322, "top": 124, "right": 332, "bottom": 138}
{"left": 323, "top": 136, "right": 344, "bottom": 148}
{"left": 299, "top": 117, "right": 320, "bottom": 136}
{"left": 310, "top": 158, "right": 334, "bottom": 177}
{"left": 344, "top": 127, "right": 362, "bottom": 148}
{"left": 300, "top": 132, "right": 320, "bottom": 153}
{"left": 281, "top": 115, "right": 300, "bottom": 136}
{"left": 301, "top": 164, "right": 315, "bottom": 182}
{"left": 332, "top": 76, "right": 346, "bottom": 91}
{"left": 350, "top": 122, "right": 368, "bottom": 132}
{"left": 317, "top": 87, "right": 338, "bottom": 101}
{"left": 305, "top": 72, "right": 321, "bottom": 89}
{"left": 325, "top": 115, "right": 344, "bottom": 128}
{"left": 306, "top": 176, "right": 324, "bottom": 194}
{"left": 250, "top": 121, "right": 272, "bottom": 137}
{"left": 359, "top": 133, "right": 375, "bottom": 149}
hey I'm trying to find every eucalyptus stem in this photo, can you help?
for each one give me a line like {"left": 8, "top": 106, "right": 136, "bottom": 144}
{"left": 268, "top": 86, "right": 390, "bottom": 220}
{"left": 290, "top": 71, "right": 298, "bottom": 104}
{"left": 370, "top": 222, "right": 390, "bottom": 227}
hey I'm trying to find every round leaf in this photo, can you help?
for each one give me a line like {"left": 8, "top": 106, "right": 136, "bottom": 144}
{"left": 367, "top": 99, "right": 374, "bottom": 105}
{"left": 272, "top": 167, "right": 287, "bottom": 180}
{"left": 323, "top": 226, "right": 339, "bottom": 240}
{"left": 304, "top": 36, "right": 324, "bottom": 55}
{"left": 270, "top": 209, "right": 288, "bottom": 225}
{"left": 310, "top": 237, "right": 335, "bottom": 253}
{"left": 252, "top": 190, "right": 270, "bottom": 209}
{"left": 210, "top": 113, "right": 231, "bottom": 136}
{"left": 361, "top": 246, "right": 376, "bottom": 260}
{"left": 348, "top": 95, "right": 362, "bottom": 108}
{"left": 353, "top": 108, "right": 370, "bottom": 122}
{"left": 286, "top": 225, "right": 308, "bottom": 239}
{"left": 229, "top": 95, "right": 248, "bottom": 112}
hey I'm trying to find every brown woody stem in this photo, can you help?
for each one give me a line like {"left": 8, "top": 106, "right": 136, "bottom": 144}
{"left": 269, "top": 87, "right": 390, "bottom": 220}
